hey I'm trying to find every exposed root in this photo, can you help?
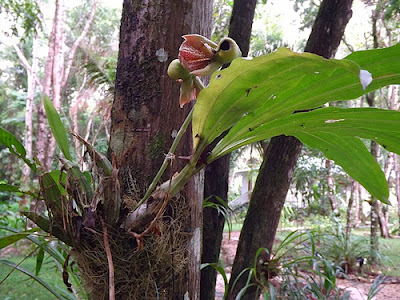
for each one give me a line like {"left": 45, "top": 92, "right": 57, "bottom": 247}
{"left": 101, "top": 218, "right": 115, "bottom": 300}
{"left": 72, "top": 196, "right": 190, "bottom": 299}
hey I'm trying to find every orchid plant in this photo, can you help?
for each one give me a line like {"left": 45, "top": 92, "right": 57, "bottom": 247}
{"left": 139, "top": 36, "right": 400, "bottom": 215}
{"left": 1, "top": 35, "right": 400, "bottom": 238}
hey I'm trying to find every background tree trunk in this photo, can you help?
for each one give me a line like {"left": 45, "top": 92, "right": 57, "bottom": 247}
{"left": 21, "top": 32, "right": 39, "bottom": 206}
{"left": 227, "top": 0, "right": 354, "bottom": 298}
{"left": 346, "top": 180, "right": 356, "bottom": 237}
{"left": 35, "top": 0, "right": 65, "bottom": 170}
{"left": 326, "top": 159, "right": 338, "bottom": 213}
{"left": 370, "top": 139, "right": 380, "bottom": 263}
{"left": 201, "top": 1, "right": 257, "bottom": 298}
{"left": 109, "top": 0, "right": 212, "bottom": 298}
{"left": 395, "top": 155, "right": 400, "bottom": 232}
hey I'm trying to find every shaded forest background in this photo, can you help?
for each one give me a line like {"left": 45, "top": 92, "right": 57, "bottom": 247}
{"left": 1, "top": 0, "right": 400, "bottom": 299}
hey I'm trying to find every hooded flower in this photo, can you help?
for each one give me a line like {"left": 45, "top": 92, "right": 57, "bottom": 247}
{"left": 168, "top": 34, "right": 242, "bottom": 107}
{"left": 178, "top": 34, "right": 242, "bottom": 76}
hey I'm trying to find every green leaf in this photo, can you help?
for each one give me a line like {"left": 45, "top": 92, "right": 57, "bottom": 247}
{"left": 0, "top": 183, "right": 39, "bottom": 198}
{"left": 21, "top": 212, "right": 72, "bottom": 246}
{"left": 192, "top": 47, "right": 362, "bottom": 153}
{"left": 345, "top": 43, "right": 400, "bottom": 93}
{"left": 0, "top": 226, "right": 85, "bottom": 299}
{"left": 189, "top": 44, "right": 400, "bottom": 203}
{"left": 0, "top": 259, "right": 65, "bottom": 299}
{"left": 43, "top": 96, "right": 72, "bottom": 161}
{"left": 48, "top": 170, "right": 67, "bottom": 195}
{"left": 0, "top": 127, "right": 37, "bottom": 172}
{"left": 58, "top": 157, "right": 93, "bottom": 211}
{"left": 35, "top": 247, "right": 45, "bottom": 276}
{"left": 208, "top": 107, "right": 400, "bottom": 202}
{"left": 211, "top": 107, "right": 400, "bottom": 159}
{"left": 200, "top": 45, "right": 400, "bottom": 162}
{"left": 295, "top": 132, "right": 389, "bottom": 203}
{"left": 0, "top": 229, "right": 40, "bottom": 249}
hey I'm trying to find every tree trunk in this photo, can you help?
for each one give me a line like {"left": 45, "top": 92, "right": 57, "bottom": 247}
{"left": 61, "top": 0, "right": 97, "bottom": 90}
{"left": 201, "top": 155, "right": 230, "bottom": 299}
{"left": 35, "top": 0, "right": 65, "bottom": 170}
{"left": 345, "top": 180, "right": 356, "bottom": 237}
{"left": 21, "top": 32, "right": 39, "bottom": 206}
{"left": 227, "top": 1, "right": 354, "bottom": 298}
{"left": 108, "top": 0, "right": 212, "bottom": 298}
{"left": 227, "top": 136, "right": 303, "bottom": 299}
{"left": 326, "top": 159, "right": 338, "bottom": 213}
{"left": 201, "top": 1, "right": 257, "bottom": 298}
{"left": 353, "top": 181, "right": 361, "bottom": 227}
{"left": 395, "top": 155, "right": 400, "bottom": 232}
{"left": 370, "top": 141, "right": 380, "bottom": 264}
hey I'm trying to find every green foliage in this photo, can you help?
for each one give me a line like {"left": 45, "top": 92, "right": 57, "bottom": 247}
{"left": 201, "top": 261, "right": 229, "bottom": 298}
{"left": 227, "top": 230, "right": 351, "bottom": 299}
{"left": 211, "top": 0, "right": 232, "bottom": 41}
{"left": 203, "top": 195, "right": 233, "bottom": 235}
{"left": 292, "top": 0, "right": 321, "bottom": 31}
{"left": 0, "top": 0, "right": 42, "bottom": 38}
{"left": 0, "top": 200, "right": 26, "bottom": 230}
{"left": 367, "top": 275, "right": 387, "bottom": 300}
{"left": 0, "top": 227, "right": 39, "bottom": 248}
{"left": 189, "top": 44, "right": 400, "bottom": 204}
{"left": 0, "top": 226, "right": 86, "bottom": 299}
{"left": 0, "top": 127, "right": 37, "bottom": 172}
{"left": 320, "top": 225, "right": 369, "bottom": 274}
{"left": 43, "top": 96, "right": 72, "bottom": 161}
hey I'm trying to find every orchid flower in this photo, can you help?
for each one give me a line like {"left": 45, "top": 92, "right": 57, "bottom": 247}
{"left": 168, "top": 34, "right": 242, "bottom": 107}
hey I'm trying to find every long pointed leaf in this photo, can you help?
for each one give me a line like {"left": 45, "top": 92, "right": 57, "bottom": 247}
{"left": 0, "top": 127, "right": 37, "bottom": 171}
{"left": 192, "top": 47, "right": 363, "bottom": 152}
{"left": 43, "top": 96, "right": 72, "bottom": 161}
{"left": 0, "top": 183, "right": 38, "bottom": 197}
{"left": 35, "top": 247, "right": 45, "bottom": 276}
{"left": 211, "top": 107, "right": 400, "bottom": 159}
{"left": 294, "top": 132, "right": 389, "bottom": 203}
{"left": 0, "top": 259, "right": 66, "bottom": 299}
{"left": 206, "top": 45, "right": 400, "bottom": 161}
{"left": 0, "top": 228, "right": 40, "bottom": 249}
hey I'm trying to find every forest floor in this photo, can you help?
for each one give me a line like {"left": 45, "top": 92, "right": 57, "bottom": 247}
{"left": 216, "top": 232, "right": 400, "bottom": 300}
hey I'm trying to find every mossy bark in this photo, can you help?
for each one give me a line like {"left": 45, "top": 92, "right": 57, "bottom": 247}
{"left": 106, "top": 0, "right": 212, "bottom": 299}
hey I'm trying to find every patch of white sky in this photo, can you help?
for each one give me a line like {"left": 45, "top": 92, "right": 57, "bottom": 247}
{"left": 251, "top": 0, "right": 310, "bottom": 52}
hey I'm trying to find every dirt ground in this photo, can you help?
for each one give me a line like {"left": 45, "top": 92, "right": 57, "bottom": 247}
{"left": 216, "top": 232, "right": 400, "bottom": 300}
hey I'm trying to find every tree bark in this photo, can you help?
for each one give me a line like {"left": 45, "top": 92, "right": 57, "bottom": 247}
{"left": 370, "top": 140, "right": 380, "bottom": 264}
{"left": 21, "top": 32, "right": 39, "bottom": 206}
{"left": 395, "top": 155, "right": 400, "bottom": 232}
{"left": 228, "top": 0, "right": 257, "bottom": 56}
{"left": 109, "top": 0, "right": 212, "bottom": 298}
{"left": 201, "top": 1, "right": 257, "bottom": 298}
{"left": 227, "top": 1, "right": 354, "bottom": 298}
{"left": 345, "top": 180, "right": 356, "bottom": 237}
{"left": 227, "top": 136, "right": 303, "bottom": 299}
{"left": 326, "top": 159, "right": 338, "bottom": 213}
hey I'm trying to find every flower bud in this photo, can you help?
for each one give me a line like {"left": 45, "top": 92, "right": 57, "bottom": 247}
{"left": 167, "top": 59, "right": 191, "bottom": 80}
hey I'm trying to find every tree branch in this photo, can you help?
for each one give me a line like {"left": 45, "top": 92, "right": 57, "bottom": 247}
{"left": 61, "top": 0, "right": 98, "bottom": 89}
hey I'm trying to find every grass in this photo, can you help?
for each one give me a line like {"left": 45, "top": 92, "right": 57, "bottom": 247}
{"left": 379, "top": 237, "right": 400, "bottom": 276}
{"left": 0, "top": 254, "right": 65, "bottom": 300}
{"left": 352, "top": 227, "right": 400, "bottom": 276}
{"left": 225, "top": 222, "right": 400, "bottom": 277}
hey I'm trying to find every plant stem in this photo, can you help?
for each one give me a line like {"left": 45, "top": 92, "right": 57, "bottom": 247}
{"left": 135, "top": 77, "right": 206, "bottom": 210}
{"left": 135, "top": 108, "right": 194, "bottom": 210}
